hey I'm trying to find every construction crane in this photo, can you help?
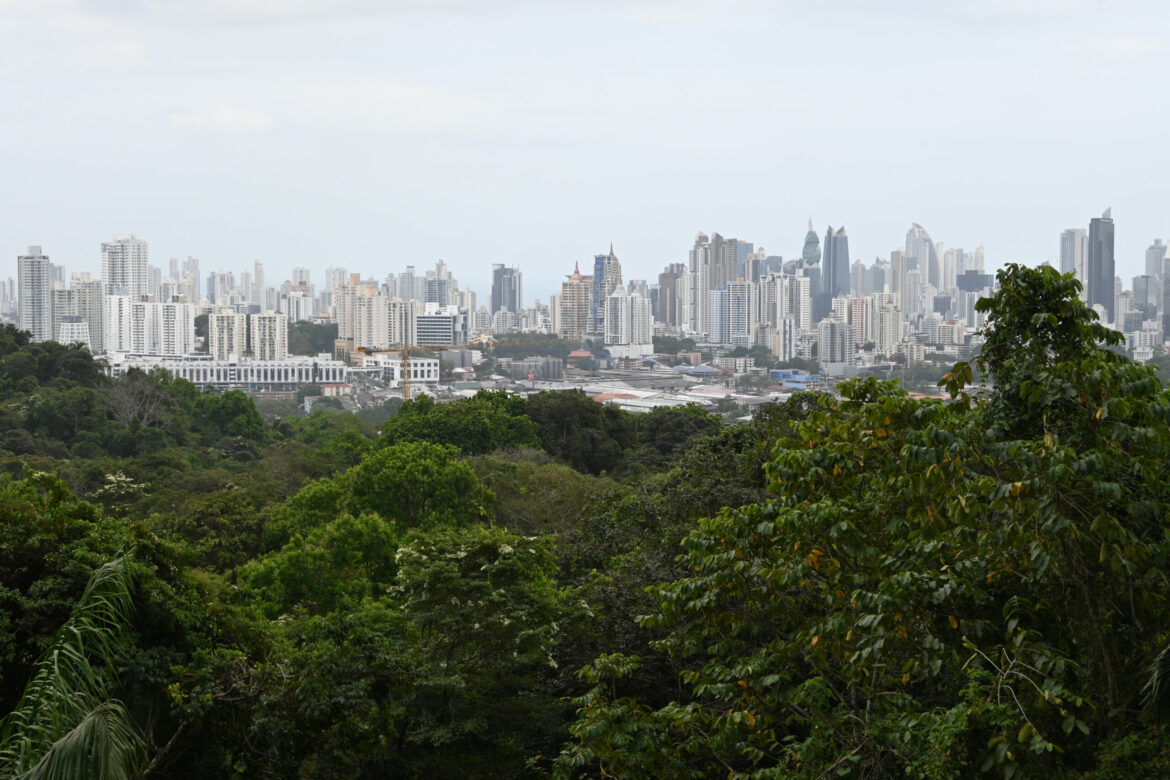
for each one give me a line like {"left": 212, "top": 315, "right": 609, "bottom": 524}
{"left": 400, "top": 343, "right": 452, "bottom": 401}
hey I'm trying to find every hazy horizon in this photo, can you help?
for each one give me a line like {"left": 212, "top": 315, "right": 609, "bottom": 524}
{"left": 3, "top": 0, "right": 1168, "bottom": 303}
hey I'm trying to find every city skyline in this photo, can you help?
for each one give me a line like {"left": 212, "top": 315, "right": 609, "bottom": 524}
{"left": 2, "top": 2, "right": 1168, "bottom": 300}
{"left": 5, "top": 213, "right": 1164, "bottom": 306}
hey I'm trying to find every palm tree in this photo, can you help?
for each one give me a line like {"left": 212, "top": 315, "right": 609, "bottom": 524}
{"left": 0, "top": 554, "right": 146, "bottom": 779}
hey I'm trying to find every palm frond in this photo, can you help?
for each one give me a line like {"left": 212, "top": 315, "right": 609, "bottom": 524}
{"left": 1142, "top": 640, "right": 1170, "bottom": 719}
{"left": 21, "top": 700, "right": 145, "bottom": 780}
{"left": 0, "top": 554, "right": 143, "bottom": 776}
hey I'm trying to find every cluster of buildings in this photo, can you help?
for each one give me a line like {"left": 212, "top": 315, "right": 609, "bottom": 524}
{"left": 8, "top": 211, "right": 1168, "bottom": 396}
{"left": 632, "top": 223, "right": 995, "bottom": 374}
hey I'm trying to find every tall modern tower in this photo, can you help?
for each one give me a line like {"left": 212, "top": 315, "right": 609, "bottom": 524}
{"left": 906, "top": 224, "right": 940, "bottom": 289}
{"left": 823, "top": 227, "right": 850, "bottom": 300}
{"left": 101, "top": 235, "right": 150, "bottom": 298}
{"left": 1088, "top": 209, "right": 1116, "bottom": 323}
{"left": 656, "top": 262, "right": 686, "bottom": 327}
{"left": 1060, "top": 228, "right": 1088, "bottom": 286}
{"left": 490, "top": 264, "right": 522, "bottom": 315}
{"left": 815, "top": 226, "right": 849, "bottom": 322}
{"left": 17, "top": 246, "right": 52, "bottom": 342}
{"left": 1145, "top": 239, "right": 1167, "bottom": 278}
{"left": 592, "top": 245, "right": 622, "bottom": 335}
{"left": 801, "top": 219, "right": 821, "bottom": 267}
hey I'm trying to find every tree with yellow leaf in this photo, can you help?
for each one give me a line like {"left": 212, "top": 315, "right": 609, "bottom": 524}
{"left": 555, "top": 265, "right": 1170, "bottom": 779}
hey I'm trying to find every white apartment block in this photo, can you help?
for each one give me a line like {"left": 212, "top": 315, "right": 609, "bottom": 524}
{"left": 874, "top": 303, "right": 903, "bottom": 357}
{"left": 101, "top": 235, "right": 150, "bottom": 298}
{"left": 104, "top": 294, "right": 133, "bottom": 354}
{"left": 208, "top": 308, "right": 247, "bottom": 360}
{"left": 250, "top": 311, "right": 289, "bottom": 361}
{"left": 353, "top": 296, "right": 418, "bottom": 351}
{"left": 130, "top": 301, "right": 196, "bottom": 356}
{"left": 17, "top": 246, "right": 52, "bottom": 342}
{"left": 604, "top": 287, "right": 653, "bottom": 358}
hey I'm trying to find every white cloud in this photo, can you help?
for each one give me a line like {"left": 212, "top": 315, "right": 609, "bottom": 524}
{"left": 170, "top": 104, "right": 275, "bottom": 133}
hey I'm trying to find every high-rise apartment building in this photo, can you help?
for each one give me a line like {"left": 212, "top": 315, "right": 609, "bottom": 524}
{"left": 1088, "top": 209, "right": 1116, "bottom": 324}
{"left": 252, "top": 261, "right": 265, "bottom": 306}
{"left": 334, "top": 279, "right": 379, "bottom": 341}
{"left": 182, "top": 256, "right": 201, "bottom": 301}
{"left": 17, "top": 246, "right": 52, "bottom": 342}
{"left": 688, "top": 233, "right": 711, "bottom": 337}
{"left": 874, "top": 301, "right": 903, "bottom": 357}
{"left": 208, "top": 308, "right": 247, "bottom": 360}
{"left": 130, "top": 301, "right": 195, "bottom": 356}
{"left": 559, "top": 263, "right": 592, "bottom": 341}
{"left": 74, "top": 279, "right": 105, "bottom": 355}
{"left": 282, "top": 290, "right": 311, "bottom": 322}
{"left": 817, "top": 316, "right": 854, "bottom": 371}
{"left": 103, "top": 294, "right": 133, "bottom": 353}
{"left": 603, "top": 287, "right": 653, "bottom": 358}
{"left": 397, "top": 266, "right": 418, "bottom": 303}
{"left": 250, "top": 311, "right": 289, "bottom": 360}
{"left": 101, "top": 235, "right": 150, "bottom": 298}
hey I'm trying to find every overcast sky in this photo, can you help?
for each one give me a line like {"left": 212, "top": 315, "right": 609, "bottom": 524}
{"left": 2, "top": 0, "right": 1167, "bottom": 302}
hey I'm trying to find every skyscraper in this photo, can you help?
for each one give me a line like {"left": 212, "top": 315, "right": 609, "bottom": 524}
{"left": 17, "top": 246, "right": 52, "bottom": 342}
{"left": 1088, "top": 209, "right": 1116, "bottom": 323}
{"left": 592, "top": 246, "right": 622, "bottom": 335}
{"left": 1061, "top": 228, "right": 1088, "bottom": 299}
{"left": 801, "top": 219, "right": 821, "bottom": 267}
{"left": 823, "top": 226, "right": 850, "bottom": 299}
{"left": 490, "top": 264, "right": 523, "bottom": 315}
{"left": 656, "top": 263, "right": 686, "bottom": 327}
{"left": 906, "top": 224, "right": 940, "bottom": 289}
{"left": 101, "top": 235, "right": 150, "bottom": 298}
{"left": 1145, "top": 239, "right": 1167, "bottom": 279}
{"left": 688, "top": 232, "right": 711, "bottom": 337}
{"left": 816, "top": 226, "right": 849, "bottom": 322}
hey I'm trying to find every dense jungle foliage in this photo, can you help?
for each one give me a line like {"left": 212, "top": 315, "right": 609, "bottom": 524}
{"left": 1, "top": 265, "right": 1169, "bottom": 778}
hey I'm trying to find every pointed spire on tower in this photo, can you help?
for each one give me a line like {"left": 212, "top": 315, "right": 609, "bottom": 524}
{"left": 808, "top": 215, "right": 814, "bottom": 232}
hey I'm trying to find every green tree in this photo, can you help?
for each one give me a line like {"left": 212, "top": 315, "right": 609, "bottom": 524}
{"left": 266, "top": 441, "right": 494, "bottom": 548}
{"left": 378, "top": 390, "right": 539, "bottom": 455}
{"left": 555, "top": 264, "right": 1170, "bottom": 778}
{"left": 287, "top": 321, "right": 339, "bottom": 356}
{"left": 193, "top": 390, "right": 265, "bottom": 441}
{"left": 652, "top": 336, "right": 696, "bottom": 355}
{"left": 623, "top": 405, "right": 720, "bottom": 473}
{"left": 252, "top": 526, "right": 573, "bottom": 778}
{"left": 296, "top": 383, "right": 323, "bottom": 402}
{"left": 526, "top": 390, "right": 634, "bottom": 475}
